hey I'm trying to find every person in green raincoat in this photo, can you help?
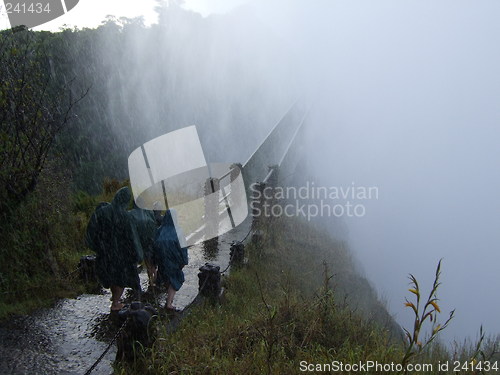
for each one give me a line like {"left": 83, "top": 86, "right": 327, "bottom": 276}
{"left": 85, "top": 187, "right": 143, "bottom": 311}
{"left": 128, "top": 202, "right": 158, "bottom": 289}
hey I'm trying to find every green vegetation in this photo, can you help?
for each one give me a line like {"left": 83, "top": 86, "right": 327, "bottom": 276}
{"left": 0, "top": 157, "right": 84, "bottom": 319}
{"left": 0, "top": 24, "right": 131, "bottom": 314}
{"left": 401, "top": 259, "right": 455, "bottom": 368}
{"left": 115, "top": 216, "right": 499, "bottom": 375}
{"left": 0, "top": 26, "right": 90, "bottom": 318}
{"left": 0, "top": 3, "right": 296, "bottom": 317}
{"left": 0, "top": 28, "right": 87, "bottom": 215}
{"left": 0, "top": 172, "right": 128, "bottom": 320}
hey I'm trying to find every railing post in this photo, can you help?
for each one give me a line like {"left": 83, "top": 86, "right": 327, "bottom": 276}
{"left": 265, "top": 165, "right": 280, "bottom": 216}
{"left": 78, "top": 255, "right": 97, "bottom": 283}
{"left": 251, "top": 181, "right": 266, "bottom": 245}
{"left": 229, "top": 240, "right": 245, "bottom": 266}
{"left": 251, "top": 181, "right": 266, "bottom": 229}
{"left": 230, "top": 163, "right": 242, "bottom": 182}
{"left": 198, "top": 263, "right": 221, "bottom": 300}
{"left": 228, "top": 163, "right": 242, "bottom": 208}
{"left": 266, "top": 165, "right": 279, "bottom": 246}
{"left": 267, "top": 164, "right": 279, "bottom": 187}
{"left": 116, "top": 302, "right": 157, "bottom": 362}
{"left": 204, "top": 177, "right": 220, "bottom": 254}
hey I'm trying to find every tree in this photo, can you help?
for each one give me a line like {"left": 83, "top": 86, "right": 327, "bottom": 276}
{"left": 0, "top": 27, "right": 87, "bottom": 215}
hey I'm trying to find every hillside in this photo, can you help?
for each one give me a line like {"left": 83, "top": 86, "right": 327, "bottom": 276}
{"left": 116, "top": 214, "right": 405, "bottom": 374}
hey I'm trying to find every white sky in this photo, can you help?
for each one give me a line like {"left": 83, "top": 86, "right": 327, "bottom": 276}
{"left": 0, "top": 0, "right": 249, "bottom": 31}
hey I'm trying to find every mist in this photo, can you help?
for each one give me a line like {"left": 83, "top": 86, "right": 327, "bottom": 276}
{"left": 245, "top": 0, "right": 500, "bottom": 342}
{"left": 95, "top": 4, "right": 301, "bottom": 167}
{"left": 91, "top": 0, "right": 500, "bottom": 341}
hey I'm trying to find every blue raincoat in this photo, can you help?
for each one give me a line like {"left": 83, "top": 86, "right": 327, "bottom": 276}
{"left": 155, "top": 209, "right": 188, "bottom": 291}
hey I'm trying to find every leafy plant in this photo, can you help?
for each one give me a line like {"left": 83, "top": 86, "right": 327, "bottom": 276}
{"left": 401, "top": 259, "right": 455, "bottom": 371}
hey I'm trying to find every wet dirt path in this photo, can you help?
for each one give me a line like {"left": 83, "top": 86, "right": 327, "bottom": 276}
{"left": 0, "top": 220, "right": 250, "bottom": 375}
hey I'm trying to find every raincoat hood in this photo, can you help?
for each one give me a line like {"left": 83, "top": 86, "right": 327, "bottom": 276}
{"left": 112, "top": 187, "right": 132, "bottom": 209}
{"left": 161, "top": 209, "right": 174, "bottom": 227}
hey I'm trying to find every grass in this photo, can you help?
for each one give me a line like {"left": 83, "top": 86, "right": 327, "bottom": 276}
{"left": 116, "top": 214, "right": 500, "bottom": 375}
{"left": 116, "top": 216, "right": 403, "bottom": 374}
{"left": 0, "top": 166, "right": 201, "bottom": 321}
{"left": 0, "top": 162, "right": 129, "bottom": 320}
{"left": 2, "top": 168, "right": 498, "bottom": 373}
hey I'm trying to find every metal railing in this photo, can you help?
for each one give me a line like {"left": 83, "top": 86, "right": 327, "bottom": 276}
{"left": 187, "top": 99, "right": 311, "bottom": 245}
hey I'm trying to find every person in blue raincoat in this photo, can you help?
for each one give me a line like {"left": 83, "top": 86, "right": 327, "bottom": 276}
{"left": 128, "top": 202, "right": 158, "bottom": 289}
{"left": 85, "top": 187, "right": 143, "bottom": 311}
{"left": 154, "top": 209, "right": 188, "bottom": 310}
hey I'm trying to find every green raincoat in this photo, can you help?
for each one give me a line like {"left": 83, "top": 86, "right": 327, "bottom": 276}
{"left": 85, "top": 187, "right": 142, "bottom": 290}
{"left": 128, "top": 205, "right": 157, "bottom": 263}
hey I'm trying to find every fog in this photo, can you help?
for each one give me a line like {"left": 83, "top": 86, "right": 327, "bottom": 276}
{"left": 96, "top": 0, "right": 499, "bottom": 342}
{"left": 247, "top": 0, "right": 500, "bottom": 342}
{"left": 97, "top": 4, "right": 300, "bottom": 168}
